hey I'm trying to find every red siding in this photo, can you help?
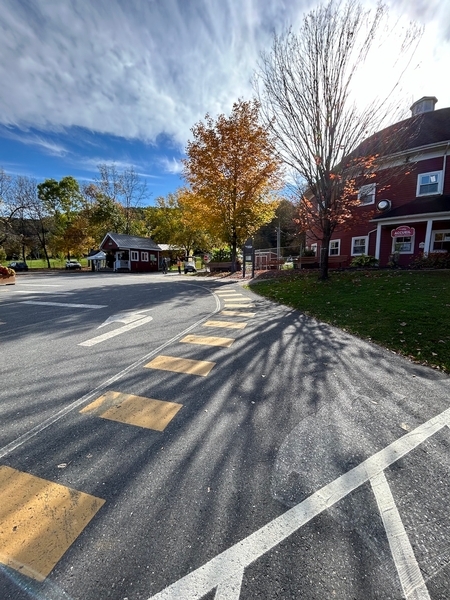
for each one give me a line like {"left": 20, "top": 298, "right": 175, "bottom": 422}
{"left": 327, "top": 153, "right": 450, "bottom": 267}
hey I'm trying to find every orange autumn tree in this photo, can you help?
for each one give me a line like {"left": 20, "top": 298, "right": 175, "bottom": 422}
{"left": 183, "top": 99, "right": 283, "bottom": 271}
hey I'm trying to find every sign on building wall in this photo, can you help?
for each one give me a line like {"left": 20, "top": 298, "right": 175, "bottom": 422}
{"left": 391, "top": 226, "right": 415, "bottom": 238}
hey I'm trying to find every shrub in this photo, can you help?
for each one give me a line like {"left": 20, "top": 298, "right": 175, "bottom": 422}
{"left": 410, "top": 252, "right": 450, "bottom": 269}
{"left": 0, "top": 265, "right": 15, "bottom": 277}
{"left": 210, "top": 248, "right": 232, "bottom": 261}
{"left": 350, "top": 254, "right": 379, "bottom": 268}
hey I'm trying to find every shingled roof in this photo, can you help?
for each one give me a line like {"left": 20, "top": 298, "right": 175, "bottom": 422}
{"left": 101, "top": 232, "right": 161, "bottom": 251}
{"left": 350, "top": 107, "right": 450, "bottom": 161}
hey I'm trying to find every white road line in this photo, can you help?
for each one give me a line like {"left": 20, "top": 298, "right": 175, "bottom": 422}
{"left": 0, "top": 295, "right": 221, "bottom": 461}
{"left": 19, "top": 284, "right": 61, "bottom": 287}
{"left": 147, "top": 405, "right": 450, "bottom": 599}
{"left": 15, "top": 291, "right": 71, "bottom": 295}
{"left": 370, "top": 472, "right": 430, "bottom": 600}
{"left": 79, "top": 316, "right": 153, "bottom": 346}
{"left": 21, "top": 300, "right": 106, "bottom": 308}
{"left": 214, "top": 570, "right": 244, "bottom": 599}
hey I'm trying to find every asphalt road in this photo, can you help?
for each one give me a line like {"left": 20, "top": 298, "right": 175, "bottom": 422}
{"left": 1, "top": 271, "right": 450, "bottom": 600}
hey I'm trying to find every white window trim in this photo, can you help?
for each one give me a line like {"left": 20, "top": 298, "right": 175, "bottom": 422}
{"left": 351, "top": 236, "right": 369, "bottom": 256}
{"left": 358, "top": 183, "right": 376, "bottom": 206}
{"left": 310, "top": 243, "right": 318, "bottom": 256}
{"left": 130, "top": 251, "right": 139, "bottom": 261}
{"left": 416, "top": 170, "right": 443, "bottom": 197}
{"left": 141, "top": 251, "right": 149, "bottom": 262}
{"left": 432, "top": 229, "right": 450, "bottom": 252}
{"left": 392, "top": 235, "right": 415, "bottom": 254}
{"left": 329, "top": 239, "right": 341, "bottom": 256}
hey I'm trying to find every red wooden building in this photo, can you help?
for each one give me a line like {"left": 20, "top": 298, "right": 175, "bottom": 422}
{"left": 100, "top": 232, "right": 162, "bottom": 272}
{"left": 306, "top": 97, "right": 450, "bottom": 267}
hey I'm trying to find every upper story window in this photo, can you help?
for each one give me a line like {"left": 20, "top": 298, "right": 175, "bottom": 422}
{"left": 417, "top": 171, "right": 443, "bottom": 196}
{"left": 329, "top": 240, "right": 340, "bottom": 255}
{"left": 358, "top": 183, "right": 376, "bottom": 205}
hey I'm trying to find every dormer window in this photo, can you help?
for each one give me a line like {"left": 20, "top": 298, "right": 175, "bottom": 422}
{"left": 417, "top": 171, "right": 443, "bottom": 196}
{"left": 358, "top": 183, "right": 376, "bottom": 205}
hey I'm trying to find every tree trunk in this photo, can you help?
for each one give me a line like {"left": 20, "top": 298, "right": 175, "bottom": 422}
{"left": 231, "top": 224, "right": 238, "bottom": 273}
{"left": 319, "top": 244, "right": 329, "bottom": 281}
{"left": 44, "top": 247, "right": 51, "bottom": 269}
{"left": 319, "top": 222, "right": 332, "bottom": 281}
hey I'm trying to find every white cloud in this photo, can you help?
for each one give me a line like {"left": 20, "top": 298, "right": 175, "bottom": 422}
{"left": 0, "top": 127, "right": 69, "bottom": 156}
{"left": 0, "top": 0, "right": 289, "bottom": 144}
{"left": 159, "top": 156, "right": 183, "bottom": 175}
{"left": 0, "top": 0, "right": 449, "bottom": 151}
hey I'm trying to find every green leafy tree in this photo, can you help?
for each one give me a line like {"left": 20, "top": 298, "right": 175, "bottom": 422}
{"left": 254, "top": 198, "right": 303, "bottom": 253}
{"left": 82, "top": 183, "right": 127, "bottom": 242}
{"left": 151, "top": 190, "right": 213, "bottom": 257}
{"left": 37, "top": 177, "right": 84, "bottom": 259}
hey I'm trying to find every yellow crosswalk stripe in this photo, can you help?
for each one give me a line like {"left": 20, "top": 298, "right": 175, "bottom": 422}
{"left": 81, "top": 391, "right": 182, "bottom": 431}
{"left": 180, "top": 334, "right": 235, "bottom": 347}
{"left": 145, "top": 355, "right": 216, "bottom": 376}
{"left": 220, "top": 310, "right": 256, "bottom": 317}
{"left": 0, "top": 466, "right": 104, "bottom": 581}
{"left": 224, "top": 303, "right": 255, "bottom": 308}
{"left": 203, "top": 320, "right": 247, "bottom": 329}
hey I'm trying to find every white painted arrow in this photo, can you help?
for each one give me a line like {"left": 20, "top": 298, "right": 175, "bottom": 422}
{"left": 97, "top": 310, "right": 151, "bottom": 328}
{"left": 79, "top": 311, "right": 153, "bottom": 347}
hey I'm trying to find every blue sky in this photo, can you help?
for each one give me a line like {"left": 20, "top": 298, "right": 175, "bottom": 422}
{"left": 1, "top": 0, "right": 449, "bottom": 206}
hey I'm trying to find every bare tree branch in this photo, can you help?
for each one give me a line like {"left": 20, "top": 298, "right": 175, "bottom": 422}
{"left": 254, "top": 0, "right": 422, "bottom": 279}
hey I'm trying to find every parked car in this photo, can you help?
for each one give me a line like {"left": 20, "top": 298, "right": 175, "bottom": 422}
{"left": 184, "top": 263, "right": 197, "bottom": 274}
{"left": 8, "top": 261, "right": 28, "bottom": 271}
{"left": 65, "top": 260, "right": 82, "bottom": 270}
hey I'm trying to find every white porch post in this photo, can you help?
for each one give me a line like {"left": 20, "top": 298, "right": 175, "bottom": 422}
{"left": 375, "top": 222, "right": 382, "bottom": 260}
{"left": 424, "top": 220, "right": 433, "bottom": 256}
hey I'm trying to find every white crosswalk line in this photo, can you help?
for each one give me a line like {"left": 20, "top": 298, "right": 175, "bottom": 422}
{"left": 371, "top": 471, "right": 430, "bottom": 600}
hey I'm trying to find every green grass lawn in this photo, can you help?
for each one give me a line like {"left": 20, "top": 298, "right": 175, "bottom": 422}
{"left": 18, "top": 258, "right": 89, "bottom": 269}
{"left": 249, "top": 270, "right": 450, "bottom": 373}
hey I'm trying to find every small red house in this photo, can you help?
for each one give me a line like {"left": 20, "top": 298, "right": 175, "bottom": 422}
{"left": 306, "top": 97, "right": 450, "bottom": 267}
{"left": 100, "top": 232, "right": 162, "bottom": 273}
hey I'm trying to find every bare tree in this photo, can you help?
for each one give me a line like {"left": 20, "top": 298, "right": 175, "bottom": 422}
{"left": 255, "top": 0, "right": 422, "bottom": 279}
{"left": 96, "top": 164, "right": 150, "bottom": 235}
{"left": 0, "top": 169, "right": 23, "bottom": 247}
{"left": 17, "top": 176, "right": 54, "bottom": 267}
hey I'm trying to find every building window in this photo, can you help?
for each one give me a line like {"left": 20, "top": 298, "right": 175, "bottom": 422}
{"left": 141, "top": 251, "right": 149, "bottom": 262}
{"left": 310, "top": 243, "right": 318, "bottom": 256}
{"left": 351, "top": 236, "right": 368, "bottom": 256}
{"left": 130, "top": 251, "right": 139, "bottom": 261}
{"left": 358, "top": 183, "right": 376, "bottom": 205}
{"left": 393, "top": 236, "right": 414, "bottom": 254}
{"left": 417, "top": 171, "right": 442, "bottom": 196}
{"left": 329, "top": 240, "right": 340, "bottom": 255}
{"left": 432, "top": 231, "right": 450, "bottom": 252}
